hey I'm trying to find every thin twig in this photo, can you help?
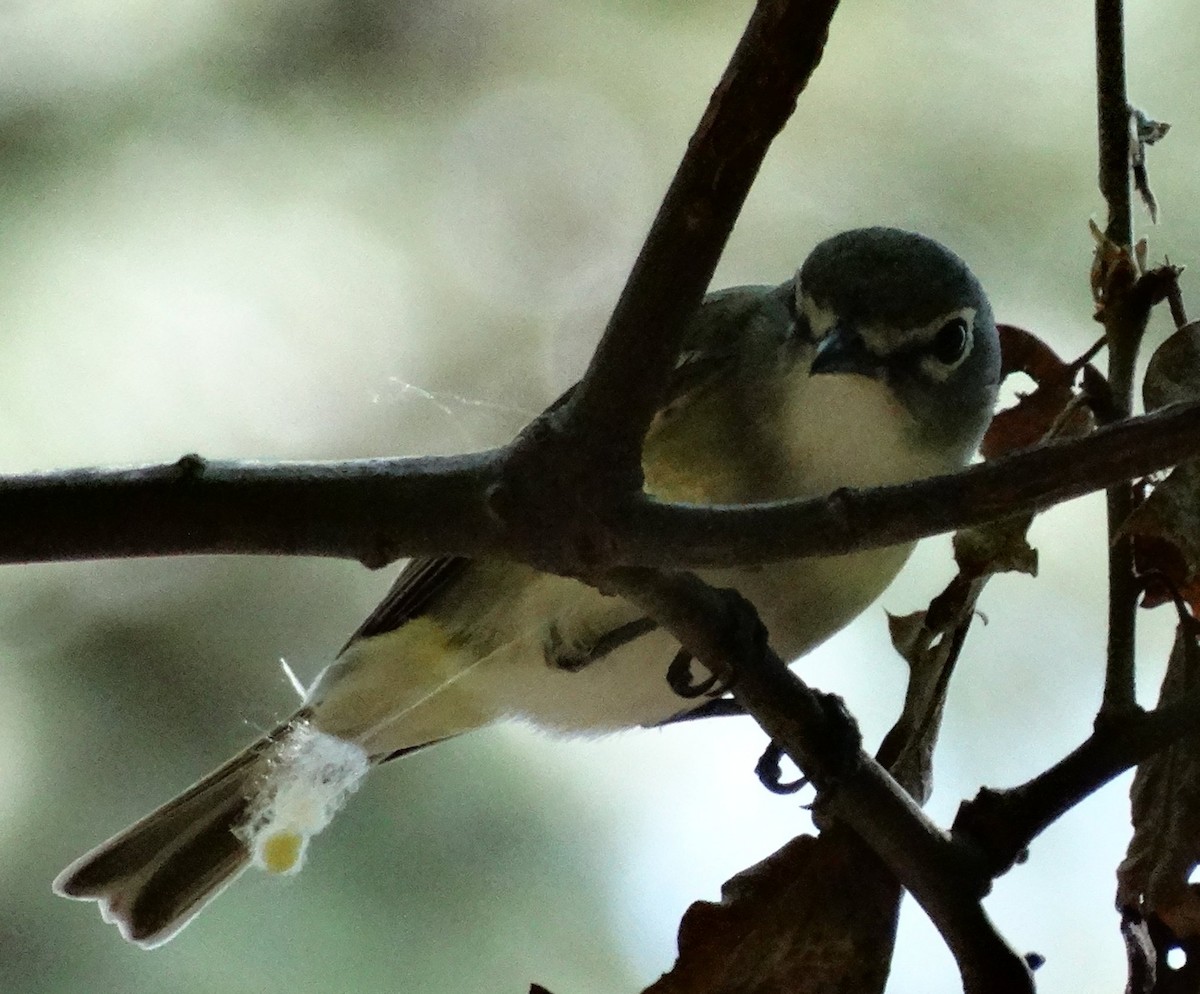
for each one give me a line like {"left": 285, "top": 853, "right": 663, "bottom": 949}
{"left": 954, "top": 697, "right": 1200, "bottom": 879}
{"left": 1096, "top": 0, "right": 1133, "bottom": 247}
{"left": 1166, "top": 268, "right": 1189, "bottom": 329}
{"left": 1096, "top": 0, "right": 1142, "bottom": 718}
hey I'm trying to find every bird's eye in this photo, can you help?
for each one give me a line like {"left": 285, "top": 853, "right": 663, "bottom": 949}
{"left": 931, "top": 318, "right": 969, "bottom": 365}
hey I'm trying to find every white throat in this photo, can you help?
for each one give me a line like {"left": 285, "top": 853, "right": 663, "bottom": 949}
{"left": 779, "top": 368, "right": 956, "bottom": 497}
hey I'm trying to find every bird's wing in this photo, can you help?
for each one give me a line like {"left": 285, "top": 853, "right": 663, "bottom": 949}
{"left": 656, "top": 281, "right": 797, "bottom": 418}
{"left": 339, "top": 556, "right": 471, "bottom": 651}
{"left": 340, "top": 281, "right": 796, "bottom": 651}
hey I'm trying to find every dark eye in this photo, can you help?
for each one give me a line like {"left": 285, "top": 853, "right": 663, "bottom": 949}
{"left": 931, "top": 318, "right": 969, "bottom": 365}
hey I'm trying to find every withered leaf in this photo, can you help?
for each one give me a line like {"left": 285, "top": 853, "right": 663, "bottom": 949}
{"left": 1091, "top": 219, "right": 1141, "bottom": 312}
{"left": 982, "top": 324, "right": 1094, "bottom": 460}
{"left": 883, "top": 575, "right": 985, "bottom": 805}
{"left": 644, "top": 827, "right": 901, "bottom": 994}
{"left": 1117, "top": 624, "right": 1200, "bottom": 940}
{"left": 1126, "top": 322, "right": 1200, "bottom": 610}
{"left": 953, "top": 518, "right": 1039, "bottom": 580}
{"left": 1142, "top": 321, "right": 1200, "bottom": 411}
{"left": 1120, "top": 909, "right": 1156, "bottom": 994}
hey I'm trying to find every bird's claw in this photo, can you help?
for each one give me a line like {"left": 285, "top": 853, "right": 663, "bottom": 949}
{"left": 666, "top": 648, "right": 732, "bottom": 699}
{"left": 754, "top": 740, "right": 808, "bottom": 795}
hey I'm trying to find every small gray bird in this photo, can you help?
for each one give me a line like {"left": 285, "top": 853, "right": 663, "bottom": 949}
{"left": 54, "top": 227, "right": 1001, "bottom": 947}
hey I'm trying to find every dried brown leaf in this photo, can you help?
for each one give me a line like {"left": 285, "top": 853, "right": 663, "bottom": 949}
{"left": 1120, "top": 909, "right": 1157, "bottom": 994}
{"left": 1142, "top": 321, "right": 1200, "bottom": 411}
{"left": 644, "top": 827, "right": 901, "bottom": 994}
{"left": 1091, "top": 219, "right": 1140, "bottom": 311}
{"left": 953, "top": 518, "right": 1039, "bottom": 580}
{"left": 981, "top": 325, "right": 1084, "bottom": 459}
{"left": 1127, "top": 470, "right": 1200, "bottom": 612}
{"left": 1117, "top": 625, "right": 1200, "bottom": 939}
{"left": 1127, "top": 322, "right": 1200, "bottom": 610}
{"left": 881, "top": 575, "right": 986, "bottom": 804}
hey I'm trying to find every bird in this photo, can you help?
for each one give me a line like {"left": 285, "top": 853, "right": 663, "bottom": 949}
{"left": 53, "top": 226, "right": 1001, "bottom": 947}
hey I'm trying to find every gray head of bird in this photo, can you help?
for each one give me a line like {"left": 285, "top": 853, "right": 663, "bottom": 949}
{"left": 795, "top": 226, "right": 1002, "bottom": 462}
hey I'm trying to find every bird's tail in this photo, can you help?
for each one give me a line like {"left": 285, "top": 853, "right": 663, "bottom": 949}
{"left": 53, "top": 714, "right": 369, "bottom": 948}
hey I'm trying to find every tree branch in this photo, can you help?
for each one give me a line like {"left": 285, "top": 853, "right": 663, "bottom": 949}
{"left": 1096, "top": 0, "right": 1133, "bottom": 248}
{"left": 610, "top": 569, "right": 1033, "bottom": 994}
{"left": 555, "top": 0, "right": 840, "bottom": 487}
{"left": 5, "top": 399, "right": 1200, "bottom": 570}
{"left": 1095, "top": 0, "right": 1142, "bottom": 718}
{"left": 0, "top": 452, "right": 505, "bottom": 569}
{"left": 954, "top": 697, "right": 1200, "bottom": 880}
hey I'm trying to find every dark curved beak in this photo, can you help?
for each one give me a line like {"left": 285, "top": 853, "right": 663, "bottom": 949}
{"left": 809, "top": 324, "right": 884, "bottom": 380}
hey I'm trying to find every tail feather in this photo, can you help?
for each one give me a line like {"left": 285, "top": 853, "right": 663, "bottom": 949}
{"left": 123, "top": 802, "right": 251, "bottom": 946}
{"left": 53, "top": 726, "right": 287, "bottom": 948}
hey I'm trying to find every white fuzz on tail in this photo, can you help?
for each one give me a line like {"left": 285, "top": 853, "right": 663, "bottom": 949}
{"left": 236, "top": 720, "right": 369, "bottom": 875}
{"left": 53, "top": 716, "right": 370, "bottom": 947}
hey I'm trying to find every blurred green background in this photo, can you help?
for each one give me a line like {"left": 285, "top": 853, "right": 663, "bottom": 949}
{"left": 2, "top": 1, "right": 1199, "bottom": 992}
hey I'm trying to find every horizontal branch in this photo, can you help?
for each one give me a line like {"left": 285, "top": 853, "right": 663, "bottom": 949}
{"left": 624, "top": 397, "right": 1200, "bottom": 566}
{"left": 0, "top": 451, "right": 506, "bottom": 569}
{"left": 2, "top": 398, "right": 1198, "bottom": 570}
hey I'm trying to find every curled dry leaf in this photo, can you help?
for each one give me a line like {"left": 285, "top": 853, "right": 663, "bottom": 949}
{"left": 1117, "top": 624, "right": 1200, "bottom": 942}
{"left": 981, "top": 324, "right": 1096, "bottom": 460}
{"left": 1130, "top": 105, "right": 1172, "bottom": 224}
{"left": 1124, "top": 321, "right": 1200, "bottom": 610}
{"left": 953, "top": 519, "right": 1038, "bottom": 580}
{"left": 1120, "top": 909, "right": 1156, "bottom": 994}
{"left": 644, "top": 827, "right": 901, "bottom": 994}
{"left": 882, "top": 580, "right": 981, "bottom": 805}
{"left": 1142, "top": 321, "right": 1200, "bottom": 411}
{"left": 1090, "top": 219, "right": 1142, "bottom": 314}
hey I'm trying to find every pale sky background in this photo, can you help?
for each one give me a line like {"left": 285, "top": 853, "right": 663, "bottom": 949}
{"left": 1, "top": 1, "right": 1199, "bottom": 992}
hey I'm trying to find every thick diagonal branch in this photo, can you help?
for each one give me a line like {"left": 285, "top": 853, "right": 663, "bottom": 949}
{"left": 610, "top": 568, "right": 1033, "bottom": 994}
{"left": 559, "top": 0, "right": 841, "bottom": 488}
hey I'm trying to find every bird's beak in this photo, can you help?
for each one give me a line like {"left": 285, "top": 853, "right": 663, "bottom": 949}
{"left": 809, "top": 323, "right": 883, "bottom": 380}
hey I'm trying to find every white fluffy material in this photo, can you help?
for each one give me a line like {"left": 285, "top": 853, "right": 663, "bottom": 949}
{"left": 234, "top": 720, "right": 369, "bottom": 875}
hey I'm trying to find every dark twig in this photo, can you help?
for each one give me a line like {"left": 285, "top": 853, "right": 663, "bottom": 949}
{"left": 954, "top": 697, "right": 1200, "bottom": 880}
{"left": 0, "top": 451, "right": 505, "bottom": 570}
{"left": 1165, "top": 269, "right": 1189, "bottom": 329}
{"left": 5, "top": 399, "right": 1200, "bottom": 569}
{"left": 1096, "top": 0, "right": 1132, "bottom": 248}
{"left": 610, "top": 569, "right": 1033, "bottom": 994}
{"left": 1095, "top": 0, "right": 1143, "bottom": 719}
